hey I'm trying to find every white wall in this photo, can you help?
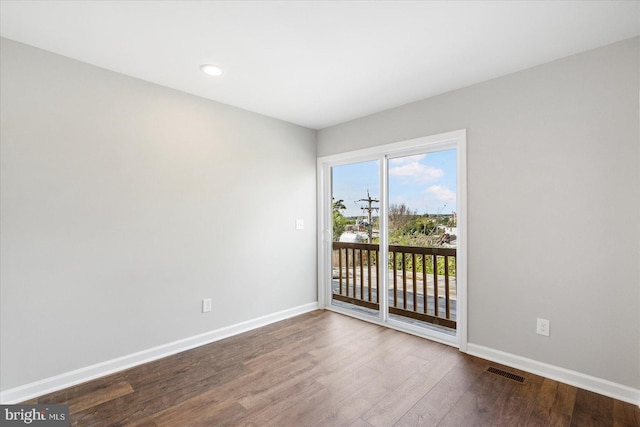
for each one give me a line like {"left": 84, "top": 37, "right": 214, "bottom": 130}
{"left": 0, "top": 38, "right": 317, "bottom": 391}
{"left": 319, "top": 37, "right": 640, "bottom": 390}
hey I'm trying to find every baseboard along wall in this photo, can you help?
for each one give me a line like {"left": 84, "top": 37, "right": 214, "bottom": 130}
{"left": 2, "top": 305, "right": 638, "bottom": 408}
{"left": 0, "top": 302, "right": 319, "bottom": 404}
{"left": 466, "top": 343, "right": 640, "bottom": 407}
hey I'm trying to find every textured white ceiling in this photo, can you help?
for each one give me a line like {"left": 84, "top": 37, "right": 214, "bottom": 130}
{"left": 1, "top": 1, "right": 638, "bottom": 129}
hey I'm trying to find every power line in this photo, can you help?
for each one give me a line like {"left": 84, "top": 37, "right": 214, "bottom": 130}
{"left": 356, "top": 190, "right": 379, "bottom": 243}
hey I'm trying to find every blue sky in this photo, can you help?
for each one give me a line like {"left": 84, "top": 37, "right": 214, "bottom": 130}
{"left": 332, "top": 149, "right": 456, "bottom": 218}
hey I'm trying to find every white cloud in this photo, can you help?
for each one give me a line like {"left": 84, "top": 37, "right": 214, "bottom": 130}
{"left": 426, "top": 185, "right": 456, "bottom": 202}
{"left": 389, "top": 161, "right": 444, "bottom": 184}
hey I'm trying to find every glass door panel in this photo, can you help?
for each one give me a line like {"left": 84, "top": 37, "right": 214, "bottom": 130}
{"left": 330, "top": 160, "right": 380, "bottom": 319}
{"left": 387, "top": 150, "right": 457, "bottom": 335}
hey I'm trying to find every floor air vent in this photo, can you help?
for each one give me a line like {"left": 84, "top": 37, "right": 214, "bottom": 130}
{"left": 486, "top": 367, "right": 526, "bottom": 384}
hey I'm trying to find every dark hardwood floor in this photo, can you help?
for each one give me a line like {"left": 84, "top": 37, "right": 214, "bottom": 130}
{"left": 25, "top": 310, "right": 639, "bottom": 426}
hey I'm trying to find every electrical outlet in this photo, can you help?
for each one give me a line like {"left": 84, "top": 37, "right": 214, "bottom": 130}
{"left": 295, "top": 219, "right": 304, "bottom": 230}
{"left": 202, "top": 298, "right": 212, "bottom": 313}
{"left": 536, "top": 318, "right": 549, "bottom": 336}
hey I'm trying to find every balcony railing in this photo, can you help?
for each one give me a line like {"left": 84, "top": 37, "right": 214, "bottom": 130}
{"left": 332, "top": 242, "right": 457, "bottom": 330}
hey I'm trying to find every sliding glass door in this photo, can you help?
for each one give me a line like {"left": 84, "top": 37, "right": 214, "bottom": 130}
{"left": 330, "top": 160, "right": 380, "bottom": 319}
{"left": 318, "top": 130, "right": 466, "bottom": 346}
{"left": 386, "top": 150, "right": 458, "bottom": 335}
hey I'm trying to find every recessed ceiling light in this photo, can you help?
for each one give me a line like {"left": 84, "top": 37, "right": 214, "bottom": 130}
{"left": 200, "top": 64, "right": 223, "bottom": 76}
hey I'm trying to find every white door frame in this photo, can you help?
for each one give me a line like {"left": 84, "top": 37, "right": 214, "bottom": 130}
{"left": 317, "top": 129, "right": 468, "bottom": 351}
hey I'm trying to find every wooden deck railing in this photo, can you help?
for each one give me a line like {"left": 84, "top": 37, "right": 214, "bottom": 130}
{"left": 332, "top": 242, "right": 457, "bottom": 329}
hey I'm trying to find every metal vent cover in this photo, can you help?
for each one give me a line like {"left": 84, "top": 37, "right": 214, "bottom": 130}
{"left": 486, "top": 366, "right": 526, "bottom": 384}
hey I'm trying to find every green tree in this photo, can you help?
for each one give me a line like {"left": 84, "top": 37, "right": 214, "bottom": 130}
{"left": 332, "top": 198, "right": 350, "bottom": 240}
{"left": 333, "top": 198, "right": 346, "bottom": 212}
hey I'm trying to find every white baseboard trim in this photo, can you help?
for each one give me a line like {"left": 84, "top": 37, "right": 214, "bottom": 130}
{"left": 466, "top": 343, "right": 640, "bottom": 406}
{"left": 0, "top": 302, "right": 319, "bottom": 404}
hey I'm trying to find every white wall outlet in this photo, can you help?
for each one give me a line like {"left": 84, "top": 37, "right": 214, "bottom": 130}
{"left": 202, "top": 298, "right": 212, "bottom": 313}
{"left": 536, "top": 318, "right": 550, "bottom": 336}
{"left": 295, "top": 219, "right": 304, "bottom": 230}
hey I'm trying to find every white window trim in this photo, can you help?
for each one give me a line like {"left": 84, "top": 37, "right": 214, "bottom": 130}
{"left": 317, "top": 129, "right": 468, "bottom": 351}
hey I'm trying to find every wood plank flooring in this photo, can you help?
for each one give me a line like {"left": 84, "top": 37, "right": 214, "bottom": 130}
{"left": 24, "top": 310, "right": 639, "bottom": 426}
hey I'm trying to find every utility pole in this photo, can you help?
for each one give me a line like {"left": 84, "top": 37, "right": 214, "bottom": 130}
{"left": 357, "top": 190, "right": 379, "bottom": 243}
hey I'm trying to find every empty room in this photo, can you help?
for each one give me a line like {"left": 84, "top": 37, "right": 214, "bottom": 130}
{"left": 1, "top": 1, "right": 639, "bottom": 426}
